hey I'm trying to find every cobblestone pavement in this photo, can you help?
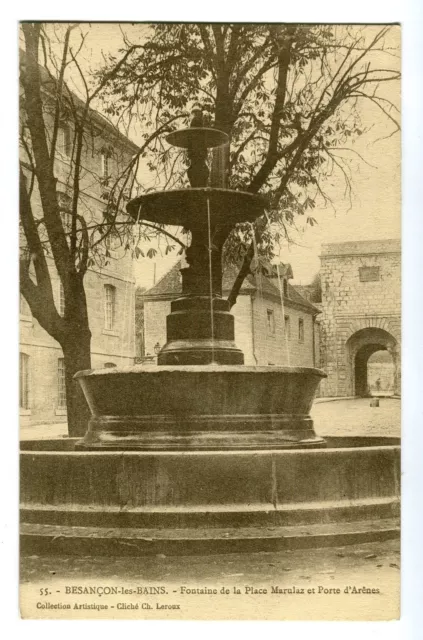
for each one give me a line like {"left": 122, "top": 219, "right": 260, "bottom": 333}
{"left": 20, "top": 539, "right": 400, "bottom": 588}
{"left": 311, "top": 397, "right": 400, "bottom": 438}
{"left": 20, "top": 539, "right": 400, "bottom": 620}
{"left": 20, "top": 397, "right": 401, "bottom": 441}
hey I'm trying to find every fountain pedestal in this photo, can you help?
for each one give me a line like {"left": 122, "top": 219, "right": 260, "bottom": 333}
{"left": 159, "top": 297, "right": 244, "bottom": 365}
{"left": 128, "top": 186, "right": 267, "bottom": 365}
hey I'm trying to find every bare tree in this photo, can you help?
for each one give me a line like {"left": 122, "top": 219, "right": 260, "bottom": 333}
{"left": 19, "top": 23, "right": 185, "bottom": 435}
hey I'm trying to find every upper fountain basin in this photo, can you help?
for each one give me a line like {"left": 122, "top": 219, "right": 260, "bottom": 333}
{"left": 166, "top": 128, "right": 229, "bottom": 149}
{"left": 126, "top": 188, "right": 268, "bottom": 227}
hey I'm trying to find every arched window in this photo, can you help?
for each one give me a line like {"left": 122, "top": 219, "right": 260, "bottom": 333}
{"left": 20, "top": 353, "right": 30, "bottom": 409}
{"left": 104, "top": 285, "right": 116, "bottom": 330}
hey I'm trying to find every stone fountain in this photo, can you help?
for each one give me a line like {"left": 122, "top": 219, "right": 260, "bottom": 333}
{"left": 20, "top": 110, "right": 400, "bottom": 555}
{"left": 75, "top": 113, "right": 326, "bottom": 451}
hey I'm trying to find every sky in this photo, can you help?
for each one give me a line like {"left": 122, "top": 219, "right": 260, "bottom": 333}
{"left": 40, "top": 23, "right": 401, "bottom": 288}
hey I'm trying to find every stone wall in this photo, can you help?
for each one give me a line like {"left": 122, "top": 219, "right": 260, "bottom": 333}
{"left": 19, "top": 106, "right": 137, "bottom": 427}
{"left": 249, "top": 295, "right": 316, "bottom": 367}
{"left": 232, "top": 295, "right": 255, "bottom": 364}
{"left": 319, "top": 240, "right": 401, "bottom": 397}
{"left": 20, "top": 263, "right": 135, "bottom": 426}
{"left": 143, "top": 299, "right": 171, "bottom": 357}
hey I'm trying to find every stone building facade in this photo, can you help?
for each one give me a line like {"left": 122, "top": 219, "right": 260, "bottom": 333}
{"left": 139, "top": 261, "right": 321, "bottom": 368}
{"left": 20, "top": 63, "right": 138, "bottom": 426}
{"left": 319, "top": 239, "right": 401, "bottom": 397}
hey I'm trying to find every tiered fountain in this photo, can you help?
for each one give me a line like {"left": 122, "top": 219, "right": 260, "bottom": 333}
{"left": 76, "top": 113, "right": 326, "bottom": 451}
{"left": 20, "top": 111, "right": 400, "bottom": 555}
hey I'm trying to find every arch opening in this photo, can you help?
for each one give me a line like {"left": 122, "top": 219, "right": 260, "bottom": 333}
{"left": 346, "top": 328, "right": 399, "bottom": 397}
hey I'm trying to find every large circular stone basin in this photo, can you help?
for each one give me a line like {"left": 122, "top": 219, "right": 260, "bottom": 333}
{"left": 126, "top": 188, "right": 267, "bottom": 227}
{"left": 20, "top": 435, "right": 400, "bottom": 555}
{"left": 75, "top": 365, "right": 327, "bottom": 450}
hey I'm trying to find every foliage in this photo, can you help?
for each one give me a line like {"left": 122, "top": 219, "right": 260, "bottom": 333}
{"left": 96, "top": 23, "right": 400, "bottom": 302}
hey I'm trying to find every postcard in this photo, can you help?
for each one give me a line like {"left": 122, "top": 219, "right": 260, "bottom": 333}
{"left": 19, "top": 21, "right": 401, "bottom": 621}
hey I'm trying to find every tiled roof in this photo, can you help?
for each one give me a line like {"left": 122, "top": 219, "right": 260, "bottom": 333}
{"left": 145, "top": 260, "right": 184, "bottom": 296}
{"left": 143, "top": 260, "right": 320, "bottom": 313}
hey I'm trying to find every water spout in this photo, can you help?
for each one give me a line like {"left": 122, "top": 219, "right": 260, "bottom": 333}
{"left": 276, "top": 263, "right": 291, "bottom": 366}
{"left": 206, "top": 196, "right": 216, "bottom": 365}
{"left": 210, "top": 143, "right": 228, "bottom": 188}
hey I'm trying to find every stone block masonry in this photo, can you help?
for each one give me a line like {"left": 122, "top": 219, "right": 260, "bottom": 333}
{"left": 319, "top": 240, "right": 400, "bottom": 397}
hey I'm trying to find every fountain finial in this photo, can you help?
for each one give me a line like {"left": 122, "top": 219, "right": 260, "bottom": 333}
{"left": 165, "top": 110, "right": 229, "bottom": 188}
{"left": 187, "top": 105, "right": 209, "bottom": 187}
{"left": 190, "top": 103, "right": 204, "bottom": 128}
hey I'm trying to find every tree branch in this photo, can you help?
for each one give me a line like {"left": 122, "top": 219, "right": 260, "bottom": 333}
{"left": 50, "top": 25, "right": 73, "bottom": 166}
{"left": 247, "top": 33, "right": 292, "bottom": 193}
{"left": 20, "top": 166, "right": 64, "bottom": 339}
{"left": 21, "top": 24, "right": 72, "bottom": 283}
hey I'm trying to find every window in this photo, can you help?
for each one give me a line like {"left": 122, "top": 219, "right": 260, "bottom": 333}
{"left": 283, "top": 279, "right": 288, "bottom": 297}
{"left": 57, "top": 125, "right": 71, "bottom": 157}
{"left": 359, "top": 266, "right": 380, "bottom": 282}
{"left": 20, "top": 353, "right": 30, "bottom": 409}
{"left": 101, "top": 152, "right": 110, "bottom": 179}
{"left": 298, "top": 318, "right": 304, "bottom": 342}
{"left": 104, "top": 285, "right": 116, "bottom": 330}
{"left": 104, "top": 362, "right": 117, "bottom": 368}
{"left": 284, "top": 315, "right": 291, "bottom": 339}
{"left": 58, "top": 281, "right": 65, "bottom": 317}
{"left": 57, "top": 358, "right": 66, "bottom": 409}
{"left": 267, "top": 309, "right": 275, "bottom": 335}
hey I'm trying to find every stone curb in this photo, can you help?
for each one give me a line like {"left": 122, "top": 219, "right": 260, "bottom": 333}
{"left": 314, "top": 396, "right": 400, "bottom": 404}
{"left": 20, "top": 519, "right": 400, "bottom": 557}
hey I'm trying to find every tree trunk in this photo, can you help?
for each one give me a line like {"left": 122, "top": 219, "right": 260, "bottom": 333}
{"left": 62, "top": 327, "right": 92, "bottom": 437}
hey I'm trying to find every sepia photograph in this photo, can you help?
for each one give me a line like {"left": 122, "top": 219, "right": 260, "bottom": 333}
{"left": 18, "top": 21, "right": 402, "bottom": 621}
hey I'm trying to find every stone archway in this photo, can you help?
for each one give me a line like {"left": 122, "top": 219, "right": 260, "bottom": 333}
{"left": 346, "top": 328, "right": 399, "bottom": 397}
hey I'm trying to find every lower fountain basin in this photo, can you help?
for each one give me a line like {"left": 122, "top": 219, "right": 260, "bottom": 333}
{"left": 74, "top": 365, "right": 327, "bottom": 450}
{"left": 20, "top": 436, "right": 400, "bottom": 555}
